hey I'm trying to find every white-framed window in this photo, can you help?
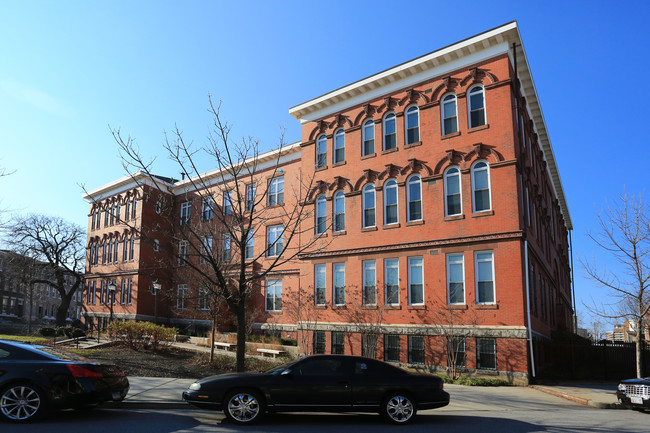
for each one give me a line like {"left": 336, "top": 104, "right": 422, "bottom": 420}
{"left": 468, "top": 84, "right": 486, "bottom": 128}
{"left": 109, "top": 204, "right": 115, "bottom": 225}
{"left": 313, "top": 331, "right": 326, "bottom": 354}
{"left": 245, "top": 231, "right": 255, "bottom": 260}
{"left": 475, "top": 251, "right": 495, "bottom": 304}
{"left": 202, "top": 196, "right": 214, "bottom": 221}
{"left": 333, "top": 128, "right": 345, "bottom": 164}
{"left": 122, "top": 238, "right": 128, "bottom": 262}
{"left": 447, "top": 253, "right": 465, "bottom": 304}
{"left": 180, "top": 201, "right": 191, "bottom": 225}
{"left": 316, "top": 134, "right": 327, "bottom": 168}
{"left": 384, "top": 179, "right": 398, "bottom": 225}
{"left": 315, "top": 195, "right": 327, "bottom": 234}
{"left": 200, "top": 237, "right": 212, "bottom": 264}
{"left": 223, "top": 191, "right": 233, "bottom": 215}
{"left": 120, "top": 280, "right": 127, "bottom": 304}
{"left": 333, "top": 191, "right": 345, "bottom": 232}
{"left": 267, "top": 224, "right": 283, "bottom": 257}
{"left": 222, "top": 233, "right": 231, "bottom": 261}
{"left": 178, "top": 240, "right": 189, "bottom": 266}
{"left": 444, "top": 166, "right": 462, "bottom": 216}
{"left": 471, "top": 161, "right": 491, "bottom": 212}
{"left": 448, "top": 337, "right": 466, "bottom": 367}
{"left": 125, "top": 201, "right": 131, "bottom": 221}
{"left": 104, "top": 208, "right": 109, "bottom": 226}
{"left": 177, "top": 284, "right": 187, "bottom": 310}
{"left": 383, "top": 113, "right": 396, "bottom": 150}
{"left": 113, "top": 239, "right": 119, "bottom": 262}
{"left": 408, "top": 256, "right": 424, "bottom": 305}
{"left": 268, "top": 177, "right": 284, "bottom": 206}
{"left": 333, "top": 263, "right": 345, "bottom": 306}
{"left": 362, "top": 119, "right": 375, "bottom": 156}
{"left": 407, "top": 175, "right": 422, "bottom": 222}
{"left": 408, "top": 335, "right": 425, "bottom": 364}
{"left": 362, "top": 184, "right": 376, "bottom": 228}
{"left": 126, "top": 279, "right": 132, "bottom": 304}
{"left": 362, "top": 260, "right": 376, "bottom": 305}
{"left": 116, "top": 203, "right": 121, "bottom": 223}
{"left": 153, "top": 239, "right": 159, "bottom": 252}
{"left": 384, "top": 258, "right": 399, "bottom": 305}
{"left": 384, "top": 334, "right": 400, "bottom": 362}
{"left": 106, "top": 240, "right": 113, "bottom": 264}
{"left": 315, "top": 264, "right": 326, "bottom": 306}
{"left": 155, "top": 200, "right": 163, "bottom": 214}
{"left": 331, "top": 331, "right": 345, "bottom": 355}
{"left": 477, "top": 337, "right": 496, "bottom": 370}
{"left": 265, "top": 279, "right": 282, "bottom": 311}
{"left": 129, "top": 235, "right": 134, "bottom": 260}
{"left": 405, "top": 105, "right": 420, "bottom": 144}
{"left": 246, "top": 184, "right": 256, "bottom": 211}
{"left": 198, "top": 287, "right": 210, "bottom": 310}
{"left": 131, "top": 198, "right": 137, "bottom": 219}
{"left": 442, "top": 93, "right": 458, "bottom": 135}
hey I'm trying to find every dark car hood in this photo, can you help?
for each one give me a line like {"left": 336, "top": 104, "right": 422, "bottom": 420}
{"left": 197, "top": 372, "right": 266, "bottom": 384}
{"left": 620, "top": 378, "right": 650, "bottom": 385}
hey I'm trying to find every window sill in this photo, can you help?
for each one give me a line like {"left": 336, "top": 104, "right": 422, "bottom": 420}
{"left": 448, "top": 304, "right": 468, "bottom": 310}
{"left": 444, "top": 214, "right": 465, "bottom": 222}
{"left": 333, "top": 161, "right": 347, "bottom": 167}
{"left": 441, "top": 131, "right": 461, "bottom": 140}
{"left": 404, "top": 141, "right": 422, "bottom": 149}
{"left": 361, "top": 226, "right": 378, "bottom": 232}
{"left": 383, "top": 223, "right": 401, "bottom": 230}
{"left": 332, "top": 305, "right": 347, "bottom": 310}
{"left": 406, "top": 220, "right": 424, "bottom": 227}
{"left": 266, "top": 204, "right": 285, "bottom": 209}
{"left": 382, "top": 147, "right": 398, "bottom": 155}
{"left": 407, "top": 305, "right": 426, "bottom": 310}
{"left": 315, "top": 232, "right": 329, "bottom": 238}
{"left": 360, "top": 305, "right": 378, "bottom": 309}
{"left": 384, "top": 304, "right": 401, "bottom": 310}
{"left": 314, "top": 305, "right": 328, "bottom": 309}
{"left": 468, "top": 123, "right": 489, "bottom": 133}
{"left": 315, "top": 165, "right": 328, "bottom": 172}
{"left": 476, "top": 304, "right": 498, "bottom": 310}
{"left": 361, "top": 153, "right": 376, "bottom": 160}
{"left": 472, "top": 210, "right": 494, "bottom": 218}
{"left": 333, "top": 230, "right": 347, "bottom": 236}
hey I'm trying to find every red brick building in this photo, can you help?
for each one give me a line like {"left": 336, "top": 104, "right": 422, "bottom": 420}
{"left": 83, "top": 22, "right": 572, "bottom": 383}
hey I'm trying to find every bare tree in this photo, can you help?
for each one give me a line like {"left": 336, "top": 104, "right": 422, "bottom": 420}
{"left": 275, "top": 289, "right": 321, "bottom": 357}
{"left": 582, "top": 193, "right": 650, "bottom": 378}
{"left": 110, "top": 97, "right": 324, "bottom": 372}
{"left": 4, "top": 215, "right": 85, "bottom": 327}
{"left": 343, "top": 295, "right": 386, "bottom": 359}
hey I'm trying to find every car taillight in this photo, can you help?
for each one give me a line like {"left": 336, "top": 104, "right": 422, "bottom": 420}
{"left": 67, "top": 364, "right": 103, "bottom": 378}
{"left": 439, "top": 382, "right": 444, "bottom": 390}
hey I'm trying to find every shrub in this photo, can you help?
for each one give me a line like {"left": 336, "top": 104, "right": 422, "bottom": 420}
{"left": 39, "top": 327, "right": 57, "bottom": 338}
{"left": 108, "top": 321, "right": 175, "bottom": 351}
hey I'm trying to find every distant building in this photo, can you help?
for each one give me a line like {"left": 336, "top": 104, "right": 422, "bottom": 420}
{"left": 0, "top": 250, "right": 82, "bottom": 325}
{"left": 82, "top": 22, "right": 573, "bottom": 383}
{"left": 606, "top": 321, "right": 649, "bottom": 343}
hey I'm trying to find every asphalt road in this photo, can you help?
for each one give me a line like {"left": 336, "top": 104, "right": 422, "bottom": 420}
{"left": 6, "top": 385, "right": 648, "bottom": 433}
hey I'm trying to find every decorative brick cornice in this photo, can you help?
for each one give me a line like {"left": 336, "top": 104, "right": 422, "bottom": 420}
{"left": 299, "top": 231, "right": 523, "bottom": 259}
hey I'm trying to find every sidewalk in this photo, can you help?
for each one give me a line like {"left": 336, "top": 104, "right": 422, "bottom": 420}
{"left": 103, "top": 377, "right": 624, "bottom": 410}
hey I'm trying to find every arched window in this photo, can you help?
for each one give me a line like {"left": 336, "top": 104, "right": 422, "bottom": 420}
{"left": 442, "top": 94, "right": 458, "bottom": 135}
{"left": 444, "top": 167, "right": 462, "bottom": 216}
{"left": 383, "top": 113, "right": 396, "bottom": 150}
{"left": 334, "top": 128, "right": 345, "bottom": 164}
{"left": 384, "top": 179, "right": 398, "bottom": 225}
{"left": 315, "top": 195, "right": 326, "bottom": 235}
{"left": 472, "top": 161, "right": 491, "bottom": 212}
{"left": 362, "top": 119, "right": 375, "bottom": 156}
{"left": 405, "top": 105, "right": 420, "bottom": 145}
{"left": 468, "top": 85, "right": 486, "bottom": 128}
{"left": 362, "top": 184, "right": 376, "bottom": 228}
{"left": 334, "top": 191, "right": 345, "bottom": 232}
{"left": 316, "top": 134, "right": 327, "bottom": 169}
{"left": 407, "top": 175, "right": 422, "bottom": 222}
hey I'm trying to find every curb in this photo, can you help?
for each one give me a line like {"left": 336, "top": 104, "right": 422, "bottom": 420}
{"left": 529, "top": 385, "right": 622, "bottom": 409}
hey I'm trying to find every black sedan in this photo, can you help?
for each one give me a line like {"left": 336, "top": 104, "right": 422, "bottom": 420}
{"left": 617, "top": 377, "right": 650, "bottom": 410}
{"left": 0, "top": 339, "right": 129, "bottom": 423}
{"left": 182, "top": 354, "right": 449, "bottom": 424}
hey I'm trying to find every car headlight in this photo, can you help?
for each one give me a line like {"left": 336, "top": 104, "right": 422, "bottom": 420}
{"left": 618, "top": 383, "right": 626, "bottom": 391}
{"left": 189, "top": 382, "right": 201, "bottom": 391}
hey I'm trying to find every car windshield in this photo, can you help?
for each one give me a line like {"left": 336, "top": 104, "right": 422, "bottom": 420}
{"left": 266, "top": 359, "right": 300, "bottom": 375}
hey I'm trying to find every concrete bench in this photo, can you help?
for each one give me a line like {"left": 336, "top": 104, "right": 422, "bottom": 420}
{"left": 214, "top": 342, "right": 236, "bottom": 351}
{"left": 257, "top": 348, "right": 286, "bottom": 358}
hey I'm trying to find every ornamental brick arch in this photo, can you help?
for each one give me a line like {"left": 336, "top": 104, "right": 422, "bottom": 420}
{"left": 459, "top": 67, "right": 499, "bottom": 92}
{"left": 352, "top": 103, "right": 378, "bottom": 126}
{"left": 307, "top": 180, "right": 329, "bottom": 202}
{"left": 352, "top": 169, "right": 380, "bottom": 192}
{"left": 463, "top": 143, "right": 504, "bottom": 164}
{"left": 308, "top": 120, "right": 329, "bottom": 142}
{"left": 399, "top": 158, "right": 434, "bottom": 178}
{"left": 398, "top": 88, "right": 429, "bottom": 106}
{"left": 434, "top": 150, "right": 467, "bottom": 176}
{"left": 430, "top": 76, "right": 462, "bottom": 103}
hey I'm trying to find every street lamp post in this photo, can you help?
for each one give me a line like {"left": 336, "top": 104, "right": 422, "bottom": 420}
{"left": 108, "top": 281, "right": 116, "bottom": 324}
{"left": 152, "top": 281, "right": 161, "bottom": 324}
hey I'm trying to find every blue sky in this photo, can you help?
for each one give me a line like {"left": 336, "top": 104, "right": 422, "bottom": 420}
{"left": 1, "top": 0, "right": 648, "bottom": 328}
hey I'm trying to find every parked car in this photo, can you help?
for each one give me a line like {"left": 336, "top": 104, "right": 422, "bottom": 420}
{"left": 182, "top": 354, "right": 450, "bottom": 424}
{"left": 617, "top": 377, "right": 650, "bottom": 410}
{"left": 0, "top": 339, "right": 129, "bottom": 423}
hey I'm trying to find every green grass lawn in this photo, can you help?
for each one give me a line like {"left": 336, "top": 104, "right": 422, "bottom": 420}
{"left": 0, "top": 334, "right": 48, "bottom": 343}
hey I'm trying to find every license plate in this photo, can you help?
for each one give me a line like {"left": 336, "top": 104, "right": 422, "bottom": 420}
{"left": 631, "top": 396, "right": 643, "bottom": 405}
{"left": 112, "top": 391, "right": 122, "bottom": 400}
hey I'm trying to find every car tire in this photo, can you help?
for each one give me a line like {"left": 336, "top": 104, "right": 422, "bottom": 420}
{"left": 0, "top": 383, "right": 48, "bottom": 423}
{"left": 223, "top": 389, "right": 265, "bottom": 425}
{"left": 381, "top": 392, "right": 416, "bottom": 424}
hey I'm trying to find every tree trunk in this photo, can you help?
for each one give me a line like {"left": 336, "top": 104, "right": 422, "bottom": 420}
{"left": 55, "top": 291, "right": 73, "bottom": 327}
{"left": 636, "top": 317, "right": 644, "bottom": 378}
{"left": 210, "top": 315, "right": 216, "bottom": 364}
{"left": 236, "top": 301, "right": 246, "bottom": 372}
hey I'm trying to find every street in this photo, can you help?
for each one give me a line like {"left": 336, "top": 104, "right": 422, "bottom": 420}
{"left": 6, "top": 385, "right": 647, "bottom": 433}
